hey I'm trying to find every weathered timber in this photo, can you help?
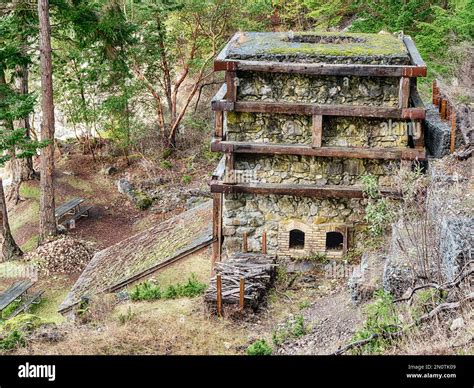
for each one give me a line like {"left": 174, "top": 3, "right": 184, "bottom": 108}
{"left": 214, "top": 60, "right": 426, "bottom": 78}
{"left": 211, "top": 98, "right": 426, "bottom": 120}
{"left": 210, "top": 181, "right": 399, "bottom": 199}
{"left": 214, "top": 110, "right": 223, "bottom": 138}
{"left": 398, "top": 77, "right": 410, "bottom": 109}
{"left": 212, "top": 193, "right": 222, "bottom": 265}
{"left": 312, "top": 114, "right": 323, "bottom": 148}
{"left": 225, "top": 71, "right": 237, "bottom": 102}
{"left": 210, "top": 140, "right": 426, "bottom": 160}
{"left": 450, "top": 112, "right": 457, "bottom": 154}
{"left": 403, "top": 36, "right": 427, "bottom": 69}
{"left": 204, "top": 252, "right": 276, "bottom": 311}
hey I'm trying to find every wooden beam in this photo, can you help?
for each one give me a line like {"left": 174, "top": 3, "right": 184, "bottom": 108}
{"left": 214, "top": 111, "right": 223, "bottom": 138}
{"left": 212, "top": 193, "right": 222, "bottom": 266}
{"left": 210, "top": 181, "right": 399, "bottom": 199}
{"left": 211, "top": 139, "right": 426, "bottom": 160}
{"left": 239, "top": 278, "right": 245, "bottom": 312}
{"left": 212, "top": 98, "right": 426, "bottom": 120}
{"left": 215, "top": 60, "right": 426, "bottom": 78}
{"left": 398, "top": 77, "right": 410, "bottom": 109}
{"left": 312, "top": 114, "right": 323, "bottom": 148}
{"left": 225, "top": 71, "right": 238, "bottom": 102}
{"left": 242, "top": 232, "right": 248, "bottom": 252}
{"left": 403, "top": 36, "right": 427, "bottom": 68}
{"left": 450, "top": 112, "right": 456, "bottom": 153}
{"left": 440, "top": 99, "right": 447, "bottom": 119}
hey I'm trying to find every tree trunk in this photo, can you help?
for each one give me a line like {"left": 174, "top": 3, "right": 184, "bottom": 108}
{"left": 38, "top": 0, "right": 57, "bottom": 241}
{"left": 0, "top": 177, "right": 23, "bottom": 261}
{"left": 16, "top": 61, "right": 36, "bottom": 181}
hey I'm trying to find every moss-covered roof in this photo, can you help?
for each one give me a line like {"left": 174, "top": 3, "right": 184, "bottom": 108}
{"left": 225, "top": 32, "right": 410, "bottom": 65}
{"left": 58, "top": 201, "right": 213, "bottom": 313}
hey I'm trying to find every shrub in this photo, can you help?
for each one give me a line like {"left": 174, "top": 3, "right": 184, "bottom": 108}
{"left": 247, "top": 339, "right": 273, "bottom": 356}
{"left": 272, "top": 314, "right": 308, "bottom": 346}
{"left": 182, "top": 175, "right": 192, "bottom": 184}
{"left": 134, "top": 191, "right": 153, "bottom": 210}
{"left": 129, "top": 275, "right": 206, "bottom": 301}
{"left": 160, "top": 160, "right": 173, "bottom": 170}
{"left": 351, "top": 290, "right": 400, "bottom": 354}
{"left": 0, "top": 330, "right": 26, "bottom": 351}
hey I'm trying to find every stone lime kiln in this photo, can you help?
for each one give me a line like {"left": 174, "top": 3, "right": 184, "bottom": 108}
{"left": 209, "top": 31, "right": 427, "bottom": 262}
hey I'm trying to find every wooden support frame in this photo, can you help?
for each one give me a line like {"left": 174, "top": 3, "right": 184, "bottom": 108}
{"left": 312, "top": 114, "right": 323, "bottom": 148}
{"left": 212, "top": 94, "right": 425, "bottom": 120}
{"left": 214, "top": 111, "right": 223, "bottom": 138}
{"left": 450, "top": 112, "right": 457, "bottom": 153}
{"left": 225, "top": 71, "right": 238, "bottom": 102}
{"left": 214, "top": 35, "right": 427, "bottom": 78}
{"left": 398, "top": 77, "right": 410, "bottom": 109}
{"left": 211, "top": 139, "right": 426, "bottom": 160}
{"left": 211, "top": 192, "right": 223, "bottom": 266}
{"left": 211, "top": 181, "right": 398, "bottom": 199}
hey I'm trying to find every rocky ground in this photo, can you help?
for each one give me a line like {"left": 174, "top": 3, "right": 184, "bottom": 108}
{"left": 277, "top": 288, "right": 363, "bottom": 355}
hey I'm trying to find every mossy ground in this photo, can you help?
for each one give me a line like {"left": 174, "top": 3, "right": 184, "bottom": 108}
{"left": 229, "top": 31, "right": 408, "bottom": 60}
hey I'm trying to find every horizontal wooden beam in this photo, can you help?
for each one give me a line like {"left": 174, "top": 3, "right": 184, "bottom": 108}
{"left": 210, "top": 181, "right": 398, "bottom": 199}
{"left": 214, "top": 60, "right": 426, "bottom": 78}
{"left": 210, "top": 139, "right": 426, "bottom": 160}
{"left": 214, "top": 35, "right": 427, "bottom": 77}
{"left": 212, "top": 98, "right": 425, "bottom": 120}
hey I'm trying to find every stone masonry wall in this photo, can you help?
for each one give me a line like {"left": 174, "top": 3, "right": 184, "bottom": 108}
{"left": 222, "top": 193, "right": 366, "bottom": 258}
{"left": 226, "top": 112, "right": 410, "bottom": 148}
{"left": 235, "top": 154, "right": 398, "bottom": 187}
{"left": 237, "top": 72, "right": 400, "bottom": 107}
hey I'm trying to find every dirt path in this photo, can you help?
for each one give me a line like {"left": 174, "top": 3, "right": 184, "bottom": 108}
{"left": 277, "top": 290, "right": 363, "bottom": 355}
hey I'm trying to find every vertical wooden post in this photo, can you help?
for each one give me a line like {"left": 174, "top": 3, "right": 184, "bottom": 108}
{"left": 262, "top": 231, "right": 267, "bottom": 254}
{"left": 239, "top": 277, "right": 245, "bottom": 312}
{"left": 225, "top": 71, "right": 238, "bottom": 102}
{"left": 440, "top": 99, "right": 447, "bottom": 119}
{"left": 398, "top": 77, "right": 410, "bottom": 109}
{"left": 311, "top": 114, "right": 323, "bottom": 148}
{"left": 450, "top": 112, "right": 456, "bottom": 154}
{"left": 217, "top": 274, "right": 223, "bottom": 317}
{"left": 211, "top": 193, "right": 222, "bottom": 270}
{"left": 214, "top": 111, "right": 223, "bottom": 138}
{"left": 242, "top": 232, "right": 248, "bottom": 253}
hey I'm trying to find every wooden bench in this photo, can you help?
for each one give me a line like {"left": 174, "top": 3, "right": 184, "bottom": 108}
{"left": 9, "top": 291, "right": 44, "bottom": 318}
{"left": 55, "top": 197, "right": 92, "bottom": 229}
{"left": 0, "top": 280, "right": 34, "bottom": 318}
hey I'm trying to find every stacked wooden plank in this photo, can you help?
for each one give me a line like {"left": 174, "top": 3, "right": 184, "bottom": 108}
{"left": 204, "top": 252, "right": 276, "bottom": 310}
